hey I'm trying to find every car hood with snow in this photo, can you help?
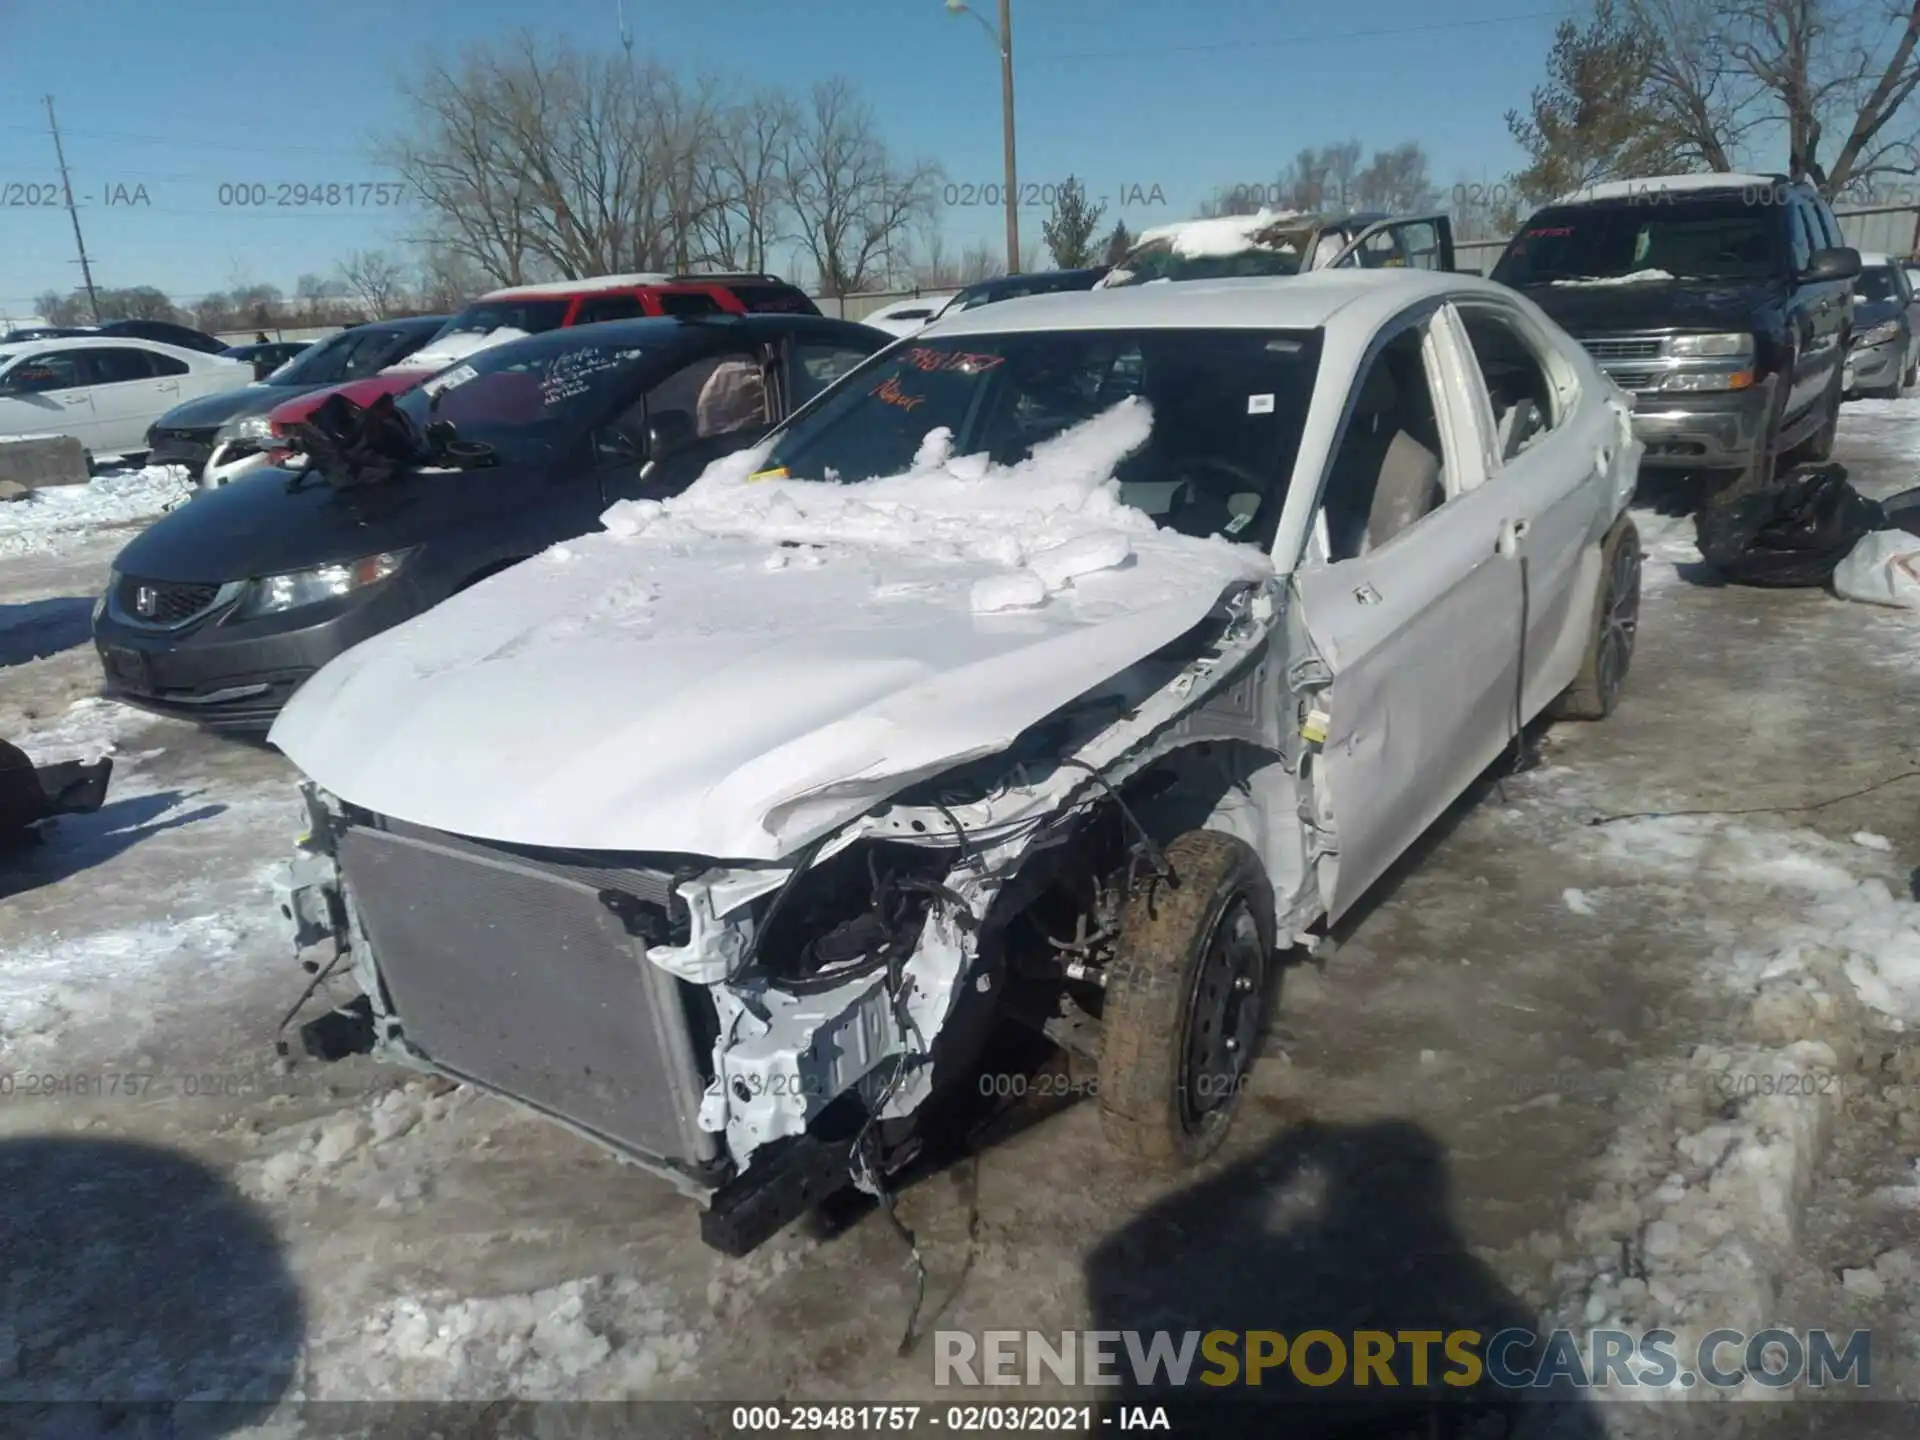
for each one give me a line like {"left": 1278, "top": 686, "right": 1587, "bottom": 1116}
{"left": 268, "top": 401, "right": 1272, "bottom": 861}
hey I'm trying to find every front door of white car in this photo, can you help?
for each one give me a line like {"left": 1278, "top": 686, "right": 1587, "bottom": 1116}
{"left": 1289, "top": 311, "right": 1524, "bottom": 922}
{"left": 1444, "top": 300, "right": 1612, "bottom": 715}
{"left": 84, "top": 346, "right": 186, "bottom": 456}
{"left": 0, "top": 349, "right": 97, "bottom": 446}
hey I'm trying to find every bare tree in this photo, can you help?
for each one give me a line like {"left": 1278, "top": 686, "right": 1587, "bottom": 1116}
{"left": 337, "top": 250, "right": 410, "bottom": 319}
{"left": 1704, "top": 0, "right": 1920, "bottom": 193}
{"left": 35, "top": 290, "right": 85, "bottom": 326}
{"left": 379, "top": 35, "right": 688, "bottom": 284}
{"left": 1517, "top": 0, "right": 1920, "bottom": 199}
{"left": 784, "top": 77, "right": 939, "bottom": 294}
{"left": 698, "top": 86, "right": 797, "bottom": 271}
{"left": 1354, "top": 143, "right": 1440, "bottom": 211}
{"left": 413, "top": 243, "right": 483, "bottom": 313}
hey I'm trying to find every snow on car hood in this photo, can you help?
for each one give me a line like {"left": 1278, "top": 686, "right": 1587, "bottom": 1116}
{"left": 380, "top": 326, "right": 531, "bottom": 374}
{"left": 269, "top": 399, "right": 1272, "bottom": 860}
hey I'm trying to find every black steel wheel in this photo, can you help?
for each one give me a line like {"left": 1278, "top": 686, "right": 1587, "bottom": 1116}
{"left": 1098, "top": 829, "right": 1276, "bottom": 1166}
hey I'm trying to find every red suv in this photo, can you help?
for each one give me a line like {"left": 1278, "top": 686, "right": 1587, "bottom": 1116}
{"left": 260, "top": 272, "right": 819, "bottom": 458}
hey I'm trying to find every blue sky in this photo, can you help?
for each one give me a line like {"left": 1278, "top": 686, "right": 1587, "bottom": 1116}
{"left": 0, "top": 0, "right": 1574, "bottom": 316}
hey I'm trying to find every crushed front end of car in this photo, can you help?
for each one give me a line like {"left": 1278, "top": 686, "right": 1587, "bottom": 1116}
{"left": 273, "top": 570, "right": 1298, "bottom": 1256}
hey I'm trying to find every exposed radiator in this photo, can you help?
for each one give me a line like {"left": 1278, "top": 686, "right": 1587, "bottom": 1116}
{"left": 336, "top": 825, "right": 721, "bottom": 1170}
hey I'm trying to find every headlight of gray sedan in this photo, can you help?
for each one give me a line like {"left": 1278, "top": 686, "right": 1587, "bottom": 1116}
{"left": 233, "top": 550, "right": 413, "bottom": 620}
{"left": 93, "top": 567, "right": 118, "bottom": 624}
{"left": 214, "top": 413, "right": 276, "bottom": 447}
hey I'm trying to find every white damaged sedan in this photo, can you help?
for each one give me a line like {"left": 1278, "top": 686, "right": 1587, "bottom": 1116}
{"left": 269, "top": 270, "right": 1643, "bottom": 1253}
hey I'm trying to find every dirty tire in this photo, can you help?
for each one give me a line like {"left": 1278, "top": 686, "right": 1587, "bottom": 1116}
{"left": 1549, "top": 514, "right": 1640, "bottom": 722}
{"left": 1786, "top": 372, "right": 1842, "bottom": 466}
{"left": 1097, "top": 830, "right": 1275, "bottom": 1167}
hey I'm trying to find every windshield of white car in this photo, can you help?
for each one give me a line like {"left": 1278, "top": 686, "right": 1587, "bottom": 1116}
{"left": 392, "top": 334, "right": 648, "bottom": 460}
{"left": 1855, "top": 266, "right": 1901, "bottom": 303}
{"left": 761, "top": 326, "right": 1323, "bottom": 548}
{"left": 428, "top": 299, "right": 573, "bottom": 345}
{"left": 1495, "top": 200, "right": 1780, "bottom": 284}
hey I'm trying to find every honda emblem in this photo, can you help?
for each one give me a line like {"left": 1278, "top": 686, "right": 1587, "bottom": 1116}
{"left": 134, "top": 584, "right": 157, "bottom": 618}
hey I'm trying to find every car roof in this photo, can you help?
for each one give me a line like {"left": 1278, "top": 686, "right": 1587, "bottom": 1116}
{"left": 920, "top": 269, "right": 1482, "bottom": 338}
{"left": 869, "top": 294, "right": 957, "bottom": 315}
{"left": 479, "top": 274, "right": 674, "bottom": 300}
{"left": 963, "top": 267, "right": 1106, "bottom": 295}
{"left": 0, "top": 335, "right": 238, "bottom": 361}
{"left": 373, "top": 313, "right": 452, "bottom": 333}
{"left": 1549, "top": 172, "right": 1779, "bottom": 206}
{"left": 461, "top": 312, "right": 885, "bottom": 356}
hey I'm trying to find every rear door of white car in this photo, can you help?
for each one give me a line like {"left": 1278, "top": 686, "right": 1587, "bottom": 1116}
{"left": 83, "top": 345, "right": 181, "bottom": 455}
{"left": 1289, "top": 304, "right": 1524, "bottom": 921}
{"left": 1444, "top": 299, "right": 1619, "bottom": 715}
{"left": 0, "top": 348, "right": 97, "bottom": 445}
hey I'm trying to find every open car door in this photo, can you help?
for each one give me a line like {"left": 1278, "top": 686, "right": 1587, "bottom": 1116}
{"left": 1324, "top": 214, "right": 1455, "bottom": 273}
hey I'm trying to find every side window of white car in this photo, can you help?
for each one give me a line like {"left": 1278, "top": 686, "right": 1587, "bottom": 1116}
{"left": 86, "top": 348, "right": 160, "bottom": 385}
{"left": 5, "top": 352, "right": 86, "bottom": 393}
{"left": 1316, "top": 325, "right": 1449, "bottom": 561}
{"left": 1456, "top": 308, "right": 1560, "bottom": 462}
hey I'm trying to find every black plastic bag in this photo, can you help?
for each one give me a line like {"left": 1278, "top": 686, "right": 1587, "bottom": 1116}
{"left": 1695, "top": 464, "right": 1887, "bottom": 587}
{"left": 1880, "top": 483, "right": 1920, "bottom": 538}
{"left": 0, "top": 739, "right": 111, "bottom": 838}
{"left": 285, "top": 391, "right": 421, "bottom": 490}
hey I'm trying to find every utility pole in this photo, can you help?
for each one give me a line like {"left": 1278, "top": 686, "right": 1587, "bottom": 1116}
{"left": 997, "top": 0, "right": 1018, "bottom": 275}
{"left": 44, "top": 95, "right": 101, "bottom": 325}
{"left": 947, "top": 0, "right": 1020, "bottom": 274}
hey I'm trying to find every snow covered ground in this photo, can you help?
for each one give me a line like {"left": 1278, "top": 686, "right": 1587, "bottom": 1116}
{"left": 0, "top": 463, "right": 194, "bottom": 559}
{"left": 2, "top": 425, "right": 1919, "bottom": 1430}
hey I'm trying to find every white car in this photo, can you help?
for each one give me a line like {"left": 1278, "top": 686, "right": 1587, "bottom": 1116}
{"left": 860, "top": 293, "right": 958, "bottom": 338}
{"left": 0, "top": 337, "right": 251, "bottom": 463}
{"left": 269, "top": 270, "right": 1641, "bottom": 1253}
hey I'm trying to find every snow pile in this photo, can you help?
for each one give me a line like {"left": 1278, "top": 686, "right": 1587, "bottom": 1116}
{"left": 1551, "top": 1040, "right": 1842, "bottom": 1398}
{"left": 0, "top": 913, "right": 246, "bottom": 1059}
{"left": 1628, "top": 506, "right": 1702, "bottom": 590}
{"left": 5, "top": 697, "right": 154, "bottom": 766}
{"left": 1539, "top": 814, "right": 1912, "bottom": 1399}
{"left": 304, "top": 1275, "right": 697, "bottom": 1399}
{"left": 242, "top": 1078, "right": 479, "bottom": 1202}
{"left": 1548, "top": 269, "right": 1677, "bottom": 287}
{"left": 1133, "top": 208, "right": 1303, "bottom": 259}
{"left": 1591, "top": 815, "right": 1920, "bottom": 1025}
{"left": 0, "top": 465, "right": 192, "bottom": 557}
{"left": 387, "top": 325, "right": 531, "bottom": 375}
{"left": 599, "top": 398, "right": 1195, "bottom": 614}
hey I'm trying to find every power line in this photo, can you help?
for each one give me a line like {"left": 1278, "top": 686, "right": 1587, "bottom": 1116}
{"left": 6, "top": 205, "right": 413, "bottom": 220}
{"left": 0, "top": 122, "right": 368, "bottom": 158}
{"left": 1022, "top": 7, "right": 1578, "bottom": 62}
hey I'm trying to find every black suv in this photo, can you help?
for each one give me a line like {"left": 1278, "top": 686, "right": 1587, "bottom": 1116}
{"left": 1492, "top": 174, "right": 1860, "bottom": 498}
